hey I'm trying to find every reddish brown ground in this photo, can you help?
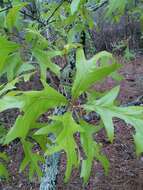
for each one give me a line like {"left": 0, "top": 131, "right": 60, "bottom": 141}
{"left": 1, "top": 56, "right": 143, "bottom": 190}
{"left": 57, "top": 56, "right": 143, "bottom": 190}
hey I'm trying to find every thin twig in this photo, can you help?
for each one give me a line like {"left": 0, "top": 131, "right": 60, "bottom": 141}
{"left": 20, "top": 10, "right": 46, "bottom": 26}
{"left": 0, "top": 5, "right": 12, "bottom": 13}
{"left": 0, "top": 5, "right": 46, "bottom": 26}
{"left": 46, "top": 0, "right": 65, "bottom": 24}
{"left": 90, "top": 0, "right": 108, "bottom": 12}
{"left": 0, "top": 1, "right": 64, "bottom": 26}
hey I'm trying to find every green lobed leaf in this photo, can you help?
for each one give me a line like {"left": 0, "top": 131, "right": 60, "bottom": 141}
{"left": 0, "top": 152, "right": 9, "bottom": 162}
{"left": 20, "top": 140, "right": 44, "bottom": 180}
{"left": 2, "top": 52, "right": 22, "bottom": 81}
{"left": 25, "top": 28, "right": 48, "bottom": 49}
{"left": 0, "top": 36, "right": 20, "bottom": 78}
{"left": 0, "top": 72, "right": 35, "bottom": 97}
{"left": 85, "top": 86, "right": 143, "bottom": 153}
{"left": 4, "top": 82, "right": 67, "bottom": 144}
{"left": 0, "top": 163, "right": 9, "bottom": 179}
{"left": 17, "top": 63, "right": 35, "bottom": 75}
{"left": 68, "top": 24, "right": 84, "bottom": 43}
{"left": 72, "top": 48, "right": 120, "bottom": 99}
{"left": 0, "top": 36, "right": 19, "bottom": 54}
{"left": 80, "top": 120, "right": 109, "bottom": 183}
{"left": 6, "top": 3, "right": 27, "bottom": 30}
{"left": 35, "top": 121, "right": 63, "bottom": 137}
{"left": 33, "top": 48, "right": 61, "bottom": 80}
{"left": 0, "top": 96, "right": 24, "bottom": 112}
{"left": 45, "top": 112, "right": 83, "bottom": 182}
{"left": 32, "top": 135, "right": 49, "bottom": 151}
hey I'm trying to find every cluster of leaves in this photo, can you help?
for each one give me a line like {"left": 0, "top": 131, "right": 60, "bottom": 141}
{"left": 0, "top": 0, "right": 143, "bottom": 185}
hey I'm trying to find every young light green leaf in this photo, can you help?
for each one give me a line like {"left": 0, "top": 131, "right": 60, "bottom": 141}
{"left": 17, "top": 63, "right": 35, "bottom": 75}
{"left": 80, "top": 120, "right": 109, "bottom": 183}
{"left": 20, "top": 140, "right": 44, "bottom": 180}
{"left": 68, "top": 24, "right": 83, "bottom": 43}
{"left": 4, "top": 83, "right": 67, "bottom": 144}
{"left": 45, "top": 112, "right": 83, "bottom": 182}
{"left": 0, "top": 36, "right": 19, "bottom": 54}
{"left": 0, "top": 152, "right": 9, "bottom": 162}
{"left": 35, "top": 121, "right": 63, "bottom": 137}
{"left": 0, "top": 72, "right": 35, "bottom": 97}
{"left": 2, "top": 52, "right": 22, "bottom": 81}
{"left": 32, "top": 135, "right": 49, "bottom": 151}
{"left": 134, "top": 132, "right": 143, "bottom": 155}
{"left": 0, "top": 96, "right": 24, "bottom": 112}
{"left": 0, "top": 163, "right": 9, "bottom": 179}
{"left": 95, "top": 86, "right": 120, "bottom": 106}
{"left": 72, "top": 48, "right": 120, "bottom": 99}
{"left": 6, "top": 3, "right": 27, "bottom": 30}
{"left": 0, "top": 36, "right": 20, "bottom": 78}
{"left": 25, "top": 28, "right": 48, "bottom": 49}
{"left": 85, "top": 86, "right": 143, "bottom": 152}
{"left": 33, "top": 49, "right": 61, "bottom": 80}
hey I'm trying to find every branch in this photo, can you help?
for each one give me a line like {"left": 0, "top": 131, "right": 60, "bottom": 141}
{"left": 0, "top": 5, "right": 12, "bottom": 13}
{"left": 90, "top": 0, "right": 108, "bottom": 12}
{"left": 20, "top": 10, "right": 46, "bottom": 26}
{"left": 46, "top": 0, "right": 65, "bottom": 24}
{"left": 0, "top": 1, "right": 64, "bottom": 26}
{"left": 0, "top": 4, "right": 46, "bottom": 26}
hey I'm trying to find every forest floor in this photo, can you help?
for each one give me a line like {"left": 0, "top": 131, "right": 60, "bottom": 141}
{"left": 1, "top": 55, "right": 143, "bottom": 190}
